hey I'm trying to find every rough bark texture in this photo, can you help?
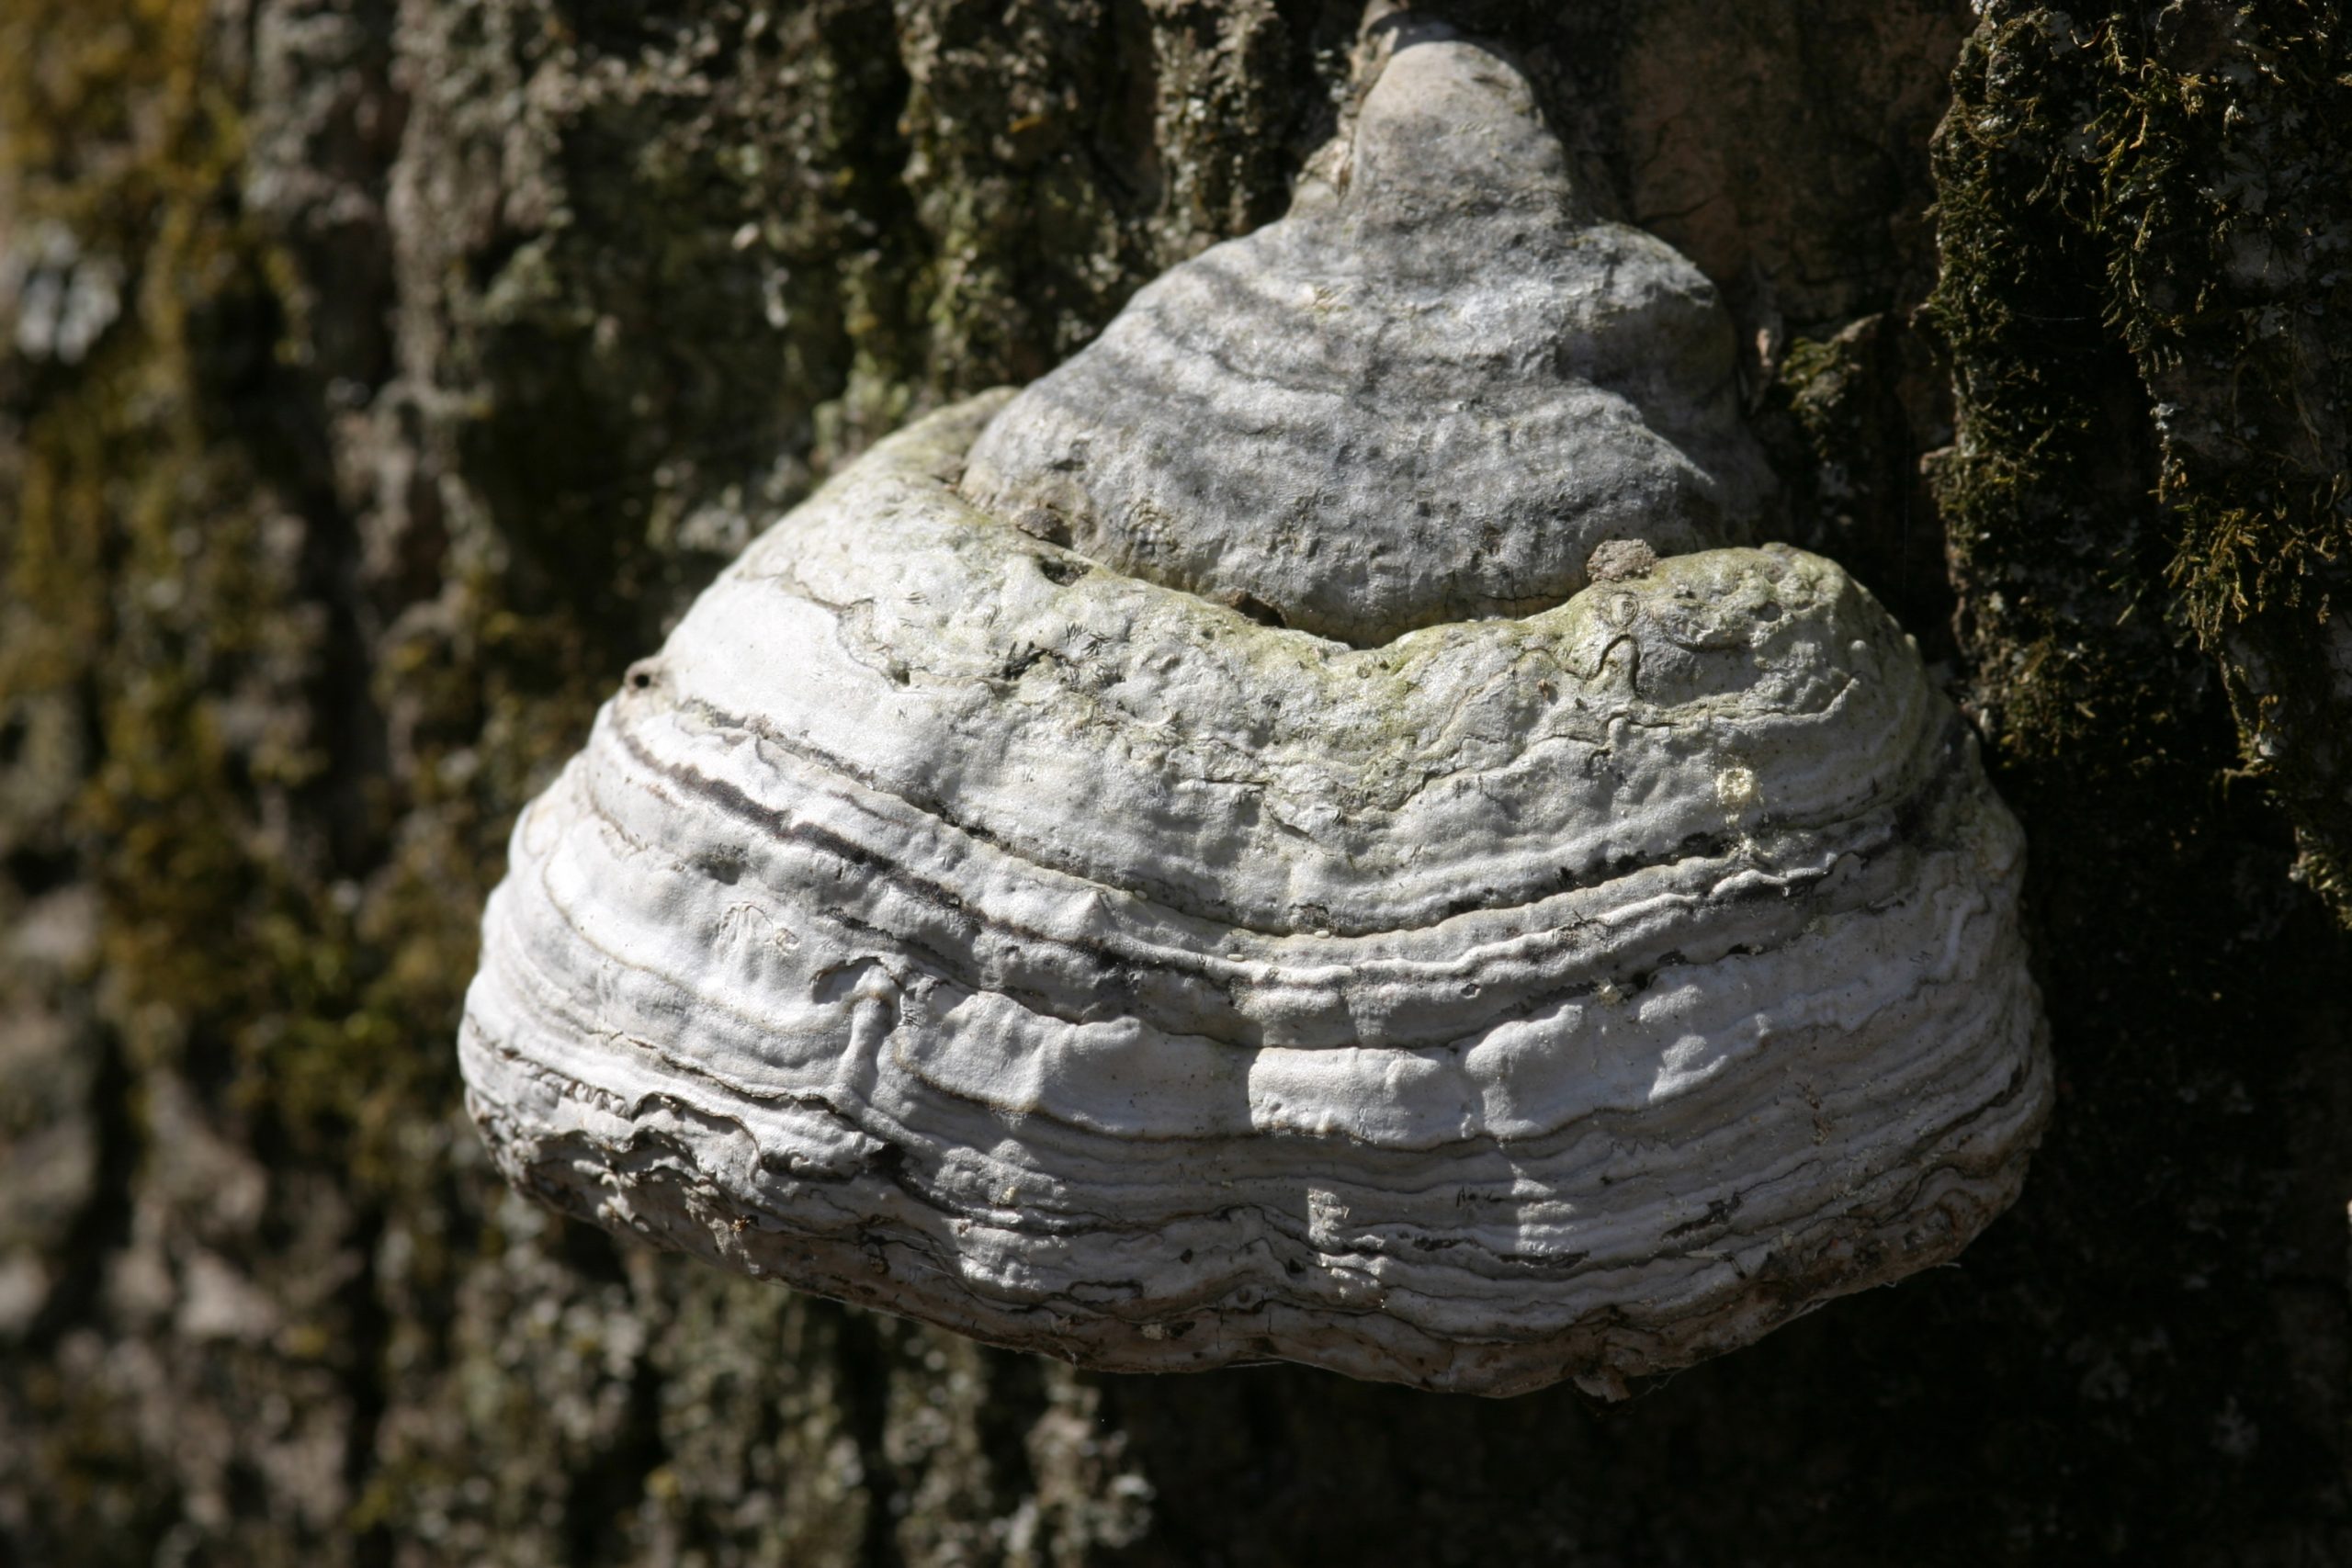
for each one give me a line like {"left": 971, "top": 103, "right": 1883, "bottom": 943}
{"left": 1, "top": 2, "right": 2346, "bottom": 1564}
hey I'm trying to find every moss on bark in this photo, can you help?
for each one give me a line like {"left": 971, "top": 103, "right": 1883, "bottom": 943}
{"left": 1930, "top": 0, "right": 2352, "bottom": 918}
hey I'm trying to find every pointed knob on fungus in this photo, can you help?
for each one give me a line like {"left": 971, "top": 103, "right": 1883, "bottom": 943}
{"left": 959, "top": 32, "right": 1770, "bottom": 647}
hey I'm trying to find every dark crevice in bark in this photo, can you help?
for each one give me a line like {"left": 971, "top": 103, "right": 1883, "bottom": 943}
{"left": 562, "top": 1328, "right": 671, "bottom": 1565}
{"left": 338, "top": 1205, "right": 396, "bottom": 1568}
{"left": 974, "top": 1350, "right": 1047, "bottom": 1522}
{"left": 834, "top": 1302, "right": 904, "bottom": 1568}
{"left": 20, "top": 1023, "right": 139, "bottom": 1355}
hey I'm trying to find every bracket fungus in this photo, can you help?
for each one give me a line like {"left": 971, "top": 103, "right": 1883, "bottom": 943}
{"left": 459, "top": 28, "right": 2052, "bottom": 1397}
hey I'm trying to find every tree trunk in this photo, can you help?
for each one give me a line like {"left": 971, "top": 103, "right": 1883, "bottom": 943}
{"left": 3, "top": 2, "right": 2346, "bottom": 1563}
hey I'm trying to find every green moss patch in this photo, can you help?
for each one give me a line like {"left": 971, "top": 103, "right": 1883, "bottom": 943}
{"left": 1929, "top": 0, "right": 2352, "bottom": 920}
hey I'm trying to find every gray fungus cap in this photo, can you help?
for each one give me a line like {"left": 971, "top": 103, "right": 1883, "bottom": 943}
{"left": 962, "top": 35, "right": 1770, "bottom": 647}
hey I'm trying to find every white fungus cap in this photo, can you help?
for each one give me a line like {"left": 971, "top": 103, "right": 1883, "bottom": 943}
{"left": 458, "top": 32, "right": 2050, "bottom": 1398}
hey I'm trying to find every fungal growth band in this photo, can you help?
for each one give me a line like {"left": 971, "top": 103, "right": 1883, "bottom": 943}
{"left": 459, "top": 28, "right": 2051, "bottom": 1397}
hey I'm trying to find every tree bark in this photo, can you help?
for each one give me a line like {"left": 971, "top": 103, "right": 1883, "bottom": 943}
{"left": 2, "top": 2, "right": 2346, "bottom": 1563}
